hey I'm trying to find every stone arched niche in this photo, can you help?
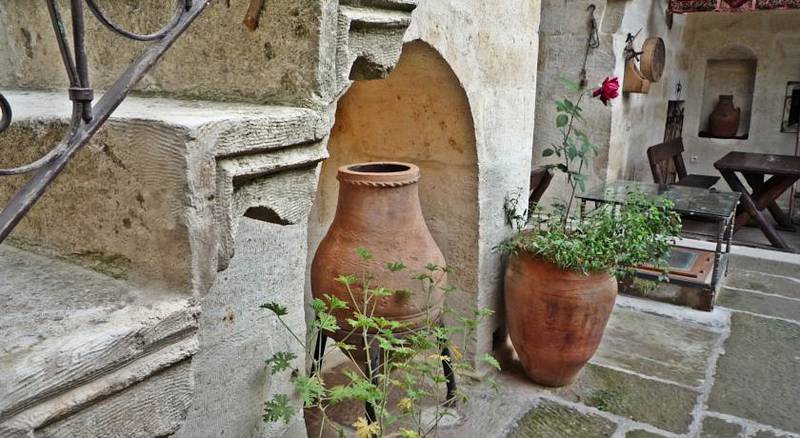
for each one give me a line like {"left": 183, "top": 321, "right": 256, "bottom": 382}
{"left": 699, "top": 45, "right": 758, "bottom": 139}
{"left": 307, "top": 39, "right": 480, "bottom": 321}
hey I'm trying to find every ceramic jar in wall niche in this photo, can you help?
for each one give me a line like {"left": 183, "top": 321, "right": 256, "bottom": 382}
{"left": 708, "top": 95, "right": 741, "bottom": 138}
{"left": 311, "top": 162, "right": 446, "bottom": 344}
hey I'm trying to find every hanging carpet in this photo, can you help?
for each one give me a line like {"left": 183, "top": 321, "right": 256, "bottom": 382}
{"left": 670, "top": 0, "right": 800, "bottom": 12}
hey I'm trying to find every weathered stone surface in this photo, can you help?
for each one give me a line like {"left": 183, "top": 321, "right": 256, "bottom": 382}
{"left": 0, "top": 1, "right": 318, "bottom": 105}
{"left": 728, "top": 256, "right": 800, "bottom": 288}
{"left": 0, "top": 244, "right": 198, "bottom": 436}
{"left": 336, "top": 6, "right": 412, "bottom": 87}
{"left": 724, "top": 268, "right": 800, "bottom": 300}
{"left": 36, "top": 361, "right": 193, "bottom": 438}
{"left": 593, "top": 307, "right": 720, "bottom": 387}
{"left": 0, "top": 90, "right": 326, "bottom": 293}
{"left": 506, "top": 400, "right": 617, "bottom": 438}
{"left": 700, "top": 415, "right": 743, "bottom": 437}
{"left": 394, "top": 0, "right": 541, "bottom": 367}
{"left": 557, "top": 364, "right": 699, "bottom": 434}
{"left": 175, "top": 219, "right": 308, "bottom": 438}
{"left": 708, "top": 313, "right": 800, "bottom": 433}
{"left": 439, "top": 385, "right": 537, "bottom": 438}
{"left": 0, "top": 0, "right": 416, "bottom": 107}
{"left": 718, "top": 287, "right": 800, "bottom": 321}
{"left": 216, "top": 145, "right": 327, "bottom": 271}
{"left": 752, "top": 429, "right": 795, "bottom": 438}
{"left": 0, "top": 1, "right": 422, "bottom": 437}
{"left": 625, "top": 429, "right": 669, "bottom": 438}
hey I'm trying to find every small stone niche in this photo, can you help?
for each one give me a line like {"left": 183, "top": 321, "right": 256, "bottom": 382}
{"left": 698, "top": 50, "right": 758, "bottom": 140}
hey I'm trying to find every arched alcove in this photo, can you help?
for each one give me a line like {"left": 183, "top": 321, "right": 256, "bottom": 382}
{"left": 699, "top": 45, "right": 758, "bottom": 139}
{"left": 307, "top": 40, "right": 479, "bottom": 316}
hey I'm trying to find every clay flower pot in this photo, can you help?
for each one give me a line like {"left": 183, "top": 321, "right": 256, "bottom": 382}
{"left": 311, "top": 162, "right": 446, "bottom": 342}
{"left": 708, "top": 95, "right": 741, "bottom": 138}
{"left": 504, "top": 251, "right": 617, "bottom": 387}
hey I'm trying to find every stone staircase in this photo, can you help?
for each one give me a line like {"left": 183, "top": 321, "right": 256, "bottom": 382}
{"left": 0, "top": 89, "right": 327, "bottom": 436}
{"left": 0, "top": 245, "right": 198, "bottom": 437}
{"left": 0, "top": 0, "right": 416, "bottom": 435}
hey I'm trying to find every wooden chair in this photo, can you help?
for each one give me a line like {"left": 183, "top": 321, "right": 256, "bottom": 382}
{"left": 529, "top": 166, "right": 553, "bottom": 205}
{"left": 647, "top": 138, "right": 719, "bottom": 189}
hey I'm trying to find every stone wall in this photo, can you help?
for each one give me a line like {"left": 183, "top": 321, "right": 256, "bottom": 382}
{"left": 0, "top": 1, "right": 327, "bottom": 106}
{"left": 609, "top": 0, "right": 687, "bottom": 185}
{"left": 176, "top": 219, "right": 308, "bottom": 438}
{"left": 535, "top": 2, "right": 800, "bottom": 211}
{"left": 665, "top": 10, "right": 800, "bottom": 206}
{"left": 534, "top": 0, "right": 616, "bottom": 204}
{"left": 405, "top": 0, "right": 541, "bottom": 363}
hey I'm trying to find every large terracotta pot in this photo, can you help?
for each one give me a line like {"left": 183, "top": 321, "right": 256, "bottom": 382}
{"left": 504, "top": 251, "right": 617, "bottom": 387}
{"left": 708, "top": 95, "right": 741, "bottom": 138}
{"left": 311, "top": 162, "right": 446, "bottom": 343}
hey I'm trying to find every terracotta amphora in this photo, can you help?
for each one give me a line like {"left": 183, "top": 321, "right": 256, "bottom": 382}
{"left": 311, "top": 162, "right": 446, "bottom": 343}
{"left": 504, "top": 251, "right": 617, "bottom": 387}
{"left": 708, "top": 95, "right": 741, "bottom": 138}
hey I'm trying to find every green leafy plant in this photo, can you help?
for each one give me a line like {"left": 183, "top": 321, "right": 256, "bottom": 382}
{"left": 500, "top": 78, "right": 682, "bottom": 278}
{"left": 261, "top": 248, "right": 496, "bottom": 437}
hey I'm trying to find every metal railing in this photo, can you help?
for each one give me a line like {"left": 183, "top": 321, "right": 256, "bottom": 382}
{"left": 0, "top": 0, "right": 210, "bottom": 243}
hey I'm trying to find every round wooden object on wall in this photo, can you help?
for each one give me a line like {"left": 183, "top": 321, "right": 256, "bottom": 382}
{"left": 640, "top": 37, "right": 665, "bottom": 83}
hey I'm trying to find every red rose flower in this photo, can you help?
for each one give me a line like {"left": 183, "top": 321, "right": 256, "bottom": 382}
{"left": 593, "top": 77, "right": 620, "bottom": 106}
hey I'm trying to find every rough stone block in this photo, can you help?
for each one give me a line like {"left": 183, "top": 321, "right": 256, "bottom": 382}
{"left": 625, "top": 429, "right": 670, "bottom": 438}
{"left": 507, "top": 399, "right": 617, "bottom": 438}
{"left": 594, "top": 307, "right": 720, "bottom": 387}
{"left": 718, "top": 287, "right": 800, "bottom": 321}
{"left": 0, "top": 90, "right": 326, "bottom": 293}
{"left": 557, "top": 364, "right": 699, "bottom": 434}
{"left": 0, "top": 244, "right": 199, "bottom": 436}
{"left": 708, "top": 313, "right": 800, "bottom": 433}
{"left": 700, "top": 415, "right": 743, "bottom": 437}
{"left": 0, "top": 1, "right": 319, "bottom": 104}
{"left": 175, "top": 219, "right": 308, "bottom": 438}
{"left": 36, "top": 361, "right": 194, "bottom": 438}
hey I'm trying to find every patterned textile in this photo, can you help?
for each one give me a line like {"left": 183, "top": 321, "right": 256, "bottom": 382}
{"left": 669, "top": 0, "right": 800, "bottom": 12}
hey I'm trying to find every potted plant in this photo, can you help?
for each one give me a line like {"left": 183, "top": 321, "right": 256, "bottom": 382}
{"left": 500, "top": 78, "right": 682, "bottom": 387}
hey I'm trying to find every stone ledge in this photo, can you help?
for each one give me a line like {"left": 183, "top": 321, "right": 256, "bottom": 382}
{"left": 341, "top": 0, "right": 418, "bottom": 12}
{"left": 4, "top": 90, "right": 328, "bottom": 158}
{"left": 0, "top": 244, "right": 199, "bottom": 436}
{"left": 336, "top": 3, "right": 415, "bottom": 86}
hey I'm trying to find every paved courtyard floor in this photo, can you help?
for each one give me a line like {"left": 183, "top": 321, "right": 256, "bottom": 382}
{"left": 450, "top": 253, "right": 800, "bottom": 438}
{"left": 309, "top": 253, "right": 799, "bottom": 437}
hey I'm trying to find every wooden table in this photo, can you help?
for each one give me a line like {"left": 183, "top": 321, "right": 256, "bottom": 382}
{"left": 714, "top": 152, "right": 800, "bottom": 250}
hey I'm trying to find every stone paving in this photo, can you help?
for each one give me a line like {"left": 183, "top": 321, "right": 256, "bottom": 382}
{"left": 443, "top": 254, "right": 800, "bottom": 438}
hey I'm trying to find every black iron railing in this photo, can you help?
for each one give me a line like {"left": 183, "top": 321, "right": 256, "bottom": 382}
{"left": 0, "top": 0, "right": 210, "bottom": 243}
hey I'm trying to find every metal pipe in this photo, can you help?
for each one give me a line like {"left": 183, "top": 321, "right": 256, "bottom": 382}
{"left": 70, "top": 0, "right": 93, "bottom": 122}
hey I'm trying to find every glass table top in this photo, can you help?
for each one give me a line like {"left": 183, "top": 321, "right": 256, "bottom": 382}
{"left": 578, "top": 180, "right": 740, "bottom": 218}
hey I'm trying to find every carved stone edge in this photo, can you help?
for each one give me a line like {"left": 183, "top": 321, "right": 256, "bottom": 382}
{"left": 0, "top": 303, "right": 199, "bottom": 437}
{"left": 208, "top": 110, "right": 330, "bottom": 272}
{"left": 335, "top": 1, "right": 417, "bottom": 90}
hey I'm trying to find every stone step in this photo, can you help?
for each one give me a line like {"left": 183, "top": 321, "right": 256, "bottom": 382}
{"left": 0, "top": 244, "right": 199, "bottom": 437}
{"left": 0, "top": 90, "right": 329, "bottom": 292}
